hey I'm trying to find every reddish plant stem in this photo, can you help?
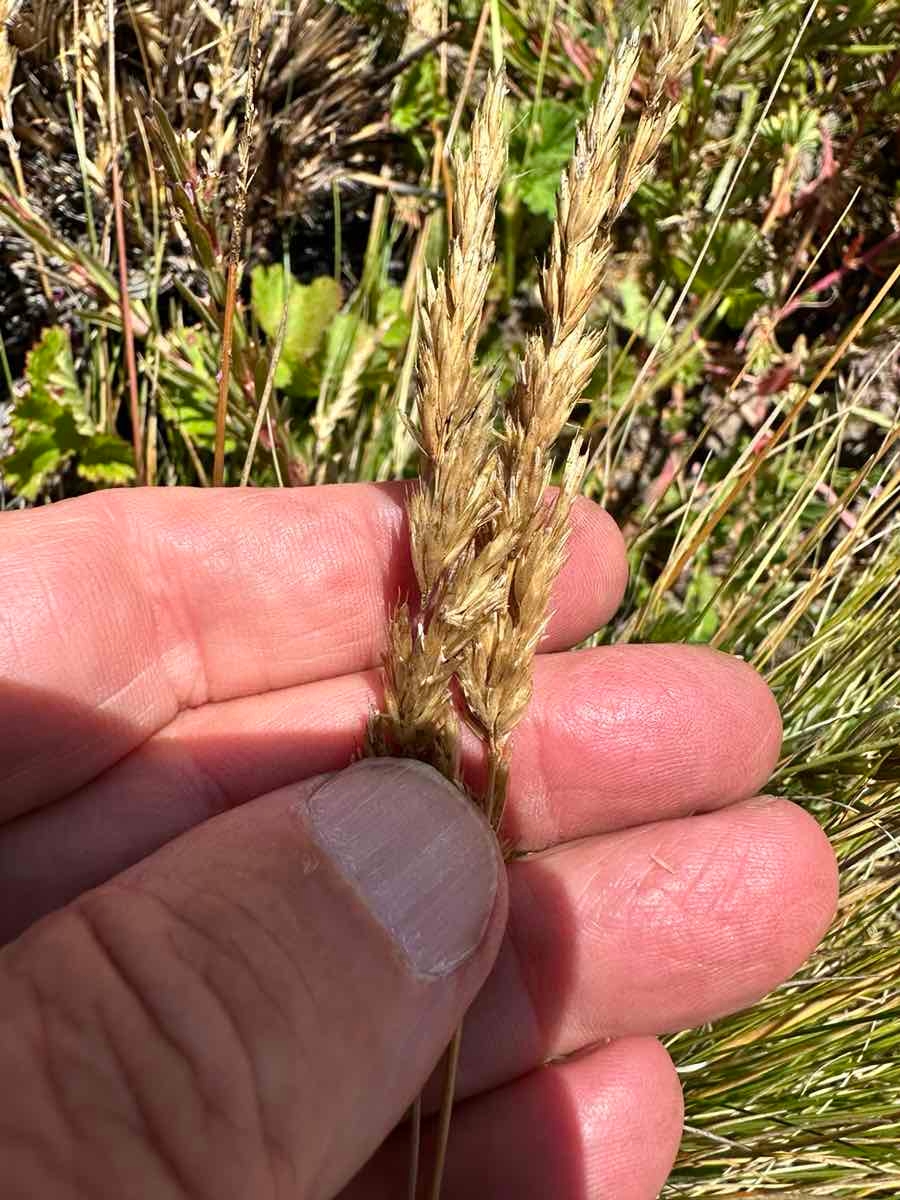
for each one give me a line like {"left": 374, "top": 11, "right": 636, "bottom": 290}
{"left": 213, "top": 258, "right": 238, "bottom": 487}
{"left": 777, "top": 229, "right": 900, "bottom": 323}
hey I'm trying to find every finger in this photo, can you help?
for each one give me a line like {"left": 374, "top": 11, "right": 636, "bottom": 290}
{"left": 0, "top": 760, "right": 506, "bottom": 1200}
{"left": 0, "top": 645, "right": 781, "bottom": 941}
{"left": 0, "top": 485, "right": 625, "bottom": 817}
{"left": 6, "top": 775, "right": 824, "bottom": 1112}
{"left": 343, "top": 1037, "right": 682, "bottom": 1200}
{"left": 451, "top": 796, "right": 838, "bottom": 1101}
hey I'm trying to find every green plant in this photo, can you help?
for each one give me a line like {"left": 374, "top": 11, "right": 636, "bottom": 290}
{"left": 2, "top": 326, "right": 135, "bottom": 499}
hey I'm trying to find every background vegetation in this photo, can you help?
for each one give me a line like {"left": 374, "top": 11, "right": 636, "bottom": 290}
{"left": 1, "top": 0, "right": 898, "bottom": 1193}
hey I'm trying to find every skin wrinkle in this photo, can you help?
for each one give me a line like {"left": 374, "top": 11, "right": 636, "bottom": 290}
{"left": 47, "top": 502, "right": 170, "bottom": 719}
{"left": 151, "top": 733, "right": 236, "bottom": 825}
{"left": 501, "top": 869, "right": 560, "bottom": 1075}
{"left": 138, "top": 877, "right": 302, "bottom": 1048}
{"left": 161, "top": 901, "right": 291, "bottom": 1199}
{"left": 568, "top": 837, "right": 628, "bottom": 922}
{"left": 520, "top": 707, "right": 564, "bottom": 852}
{"left": 262, "top": 488, "right": 403, "bottom": 682}
{"left": 146, "top": 847, "right": 389, "bottom": 1200}
{"left": 78, "top": 887, "right": 281, "bottom": 1200}
{"left": 137, "top": 486, "right": 399, "bottom": 711}
{"left": 4, "top": 1140, "right": 81, "bottom": 1200}
{"left": 72, "top": 901, "right": 225, "bottom": 1186}
{"left": 138, "top": 500, "right": 214, "bottom": 715}
{"left": 134, "top": 485, "right": 394, "bottom": 720}
{"left": 0, "top": 584, "right": 31, "bottom": 679}
{"left": 0, "top": 967, "right": 82, "bottom": 1199}
{"left": 9, "top": 913, "right": 188, "bottom": 1200}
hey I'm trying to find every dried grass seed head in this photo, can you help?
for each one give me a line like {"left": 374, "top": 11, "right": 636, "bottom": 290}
{"left": 369, "top": 75, "right": 508, "bottom": 774}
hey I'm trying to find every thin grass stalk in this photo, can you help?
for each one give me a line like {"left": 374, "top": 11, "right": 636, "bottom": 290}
{"left": 241, "top": 296, "right": 289, "bottom": 486}
{"left": 406, "top": 1094, "right": 421, "bottom": 1200}
{"left": 647, "top": 254, "right": 900, "bottom": 605}
{"left": 107, "top": 0, "right": 144, "bottom": 484}
{"left": 0, "top": 6, "right": 54, "bottom": 306}
{"left": 427, "top": 1024, "right": 463, "bottom": 1200}
{"left": 213, "top": 261, "right": 239, "bottom": 486}
{"left": 602, "top": 0, "right": 818, "bottom": 471}
{"left": 444, "top": 0, "right": 490, "bottom": 157}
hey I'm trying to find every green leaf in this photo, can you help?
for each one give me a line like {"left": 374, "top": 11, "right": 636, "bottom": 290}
{"left": 376, "top": 286, "right": 411, "bottom": 351}
{"left": 392, "top": 57, "right": 449, "bottom": 134}
{"left": 4, "top": 326, "right": 138, "bottom": 498}
{"left": 2, "top": 433, "right": 70, "bottom": 501}
{"left": 616, "top": 278, "right": 673, "bottom": 348}
{"left": 26, "top": 326, "right": 91, "bottom": 433}
{"left": 511, "top": 100, "right": 579, "bottom": 219}
{"left": 251, "top": 263, "right": 289, "bottom": 339}
{"left": 671, "top": 219, "right": 769, "bottom": 330}
{"left": 292, "top": 277, "right": 342, "bottom": 361}
{"left": 251, "top": 266, "right": 342, "bottom": 369}
{"left": 2, "top": 327, "right": 88, "bottom": 498}
{"left": 77, "top": 434, "right": 137, "bottom": 486}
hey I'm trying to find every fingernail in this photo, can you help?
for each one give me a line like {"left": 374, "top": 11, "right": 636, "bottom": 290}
{"left": 307, "top": 758, "right": 499, "bottom": 978}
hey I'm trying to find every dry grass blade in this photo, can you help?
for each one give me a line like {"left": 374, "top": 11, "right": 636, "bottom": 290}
{"left": 106, "top": 0, "right": 144, "bottom": 484}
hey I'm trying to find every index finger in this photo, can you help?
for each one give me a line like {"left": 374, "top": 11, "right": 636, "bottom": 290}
{"left": 0, "top": 484, "right": 626, "bottom": 817}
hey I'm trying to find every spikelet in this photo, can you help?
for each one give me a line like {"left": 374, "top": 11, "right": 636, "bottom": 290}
{"left": 455, "top": 39, "right": 640, "bottom": 798}
{"left": 615, "top": 0, "right": 703, "bottom": 215}
{"left": 369, "top": 1, "right": 701, "bottom": 808}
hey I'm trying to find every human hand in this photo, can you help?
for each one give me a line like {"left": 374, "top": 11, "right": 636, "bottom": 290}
{"left": 0, "top": 485, "right": 838, "bottom": 1198}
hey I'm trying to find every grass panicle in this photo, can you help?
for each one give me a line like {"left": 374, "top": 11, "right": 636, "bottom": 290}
{"left": 370, "top": 11, "right": 703, "bottom": 1193}
{"left": 461, "top": 0, "right": 702, "bottom": 826}
{"left": 366, "top": 73, "right": 510, "bottom": 780}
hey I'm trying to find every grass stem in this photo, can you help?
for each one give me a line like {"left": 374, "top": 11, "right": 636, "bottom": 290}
{"left": 107, "top": 0, "right": 144, "bottom": 485}
{"left": 428, "top": 1024, "right": 463, "bottom": 1200}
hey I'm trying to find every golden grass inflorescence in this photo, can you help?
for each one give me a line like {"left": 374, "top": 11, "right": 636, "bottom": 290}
{"left": 366, "top": 73, "right": 511, "bottom": 781}
{"left": 368, "top": 9, "right": 702, "bottom": 1195}
{"left": 372, "top": 0, "right": 702, "bottom": 835}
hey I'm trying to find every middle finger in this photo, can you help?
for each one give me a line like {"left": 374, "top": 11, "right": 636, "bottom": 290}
{"left": 443, "top": 795, "right": 837, "bottom": 1103}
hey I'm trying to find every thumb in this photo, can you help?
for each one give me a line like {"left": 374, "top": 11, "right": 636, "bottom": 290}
{"left": 0, "top": 758, "right": 506, "bottom": 1200}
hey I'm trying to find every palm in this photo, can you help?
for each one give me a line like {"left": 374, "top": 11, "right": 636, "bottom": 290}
{"left": 0, "top": 485, "right": 837, "bottom": 1197}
